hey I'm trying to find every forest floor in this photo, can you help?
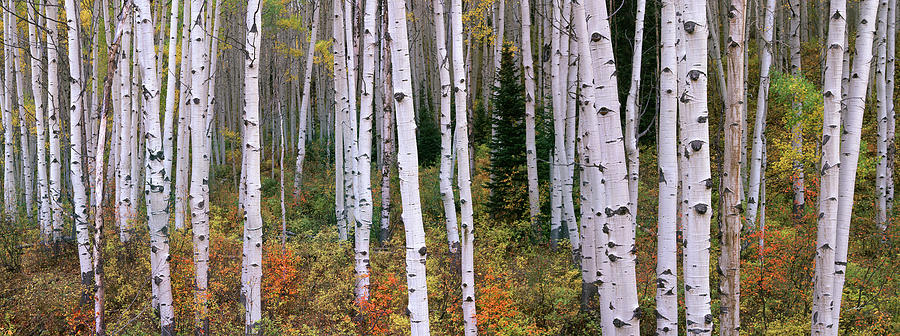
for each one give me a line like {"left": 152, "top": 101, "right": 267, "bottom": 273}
{"left": 0, "top": 144, "right": 898, "bottom": 335}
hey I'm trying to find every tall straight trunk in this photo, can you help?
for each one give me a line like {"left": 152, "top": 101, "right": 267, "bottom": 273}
{"left": 162, "top": 0, "right": 182, "bottom": 202}
{"left": 831, "top": 0, "right": 878, "bottom": 334}
{"left": 549, "top": 0, "right": 564, "bottom": 244}
{"left": 655, "top": 0, "right": 678, "bottom": 333}
{"left": 583, "top": 0, "right": 640, "bottom": 331}
{"left": 721, "top": 0, "right": 747, "bottom": 334}
{"left": 354, "top": 0, "right": 376, "bottom": 304}
{"left": 387, "top": 0, "right": 431, "bottom": 333}
{"left": 624, "top": 0, "right": 646, "bottom": 216}
{"left": 28, "top": 1, "right": 51, "bottom": 242}
{"left": 380, "top": 25, "right": 394, "bottom": 243}
{"left": 2, "top": 8, "right": 17, "bottom": 218}
{"left": 10, "top": 20, "right": 33, "bottom": 218}
{"left": 294, "top": 2, "right": 320, "bottom": 196}
{"left": 242, "top": 0, "right": 264, "bottom": 333}
{"left": 810, "top": 0, "right": 846, "bottom": 334}
{"left": 61, "top": 0, "right": 94, "bottom": 306}
{"left": 886, "top": 0, "right": 896, "bottom": 220}
{"left": 679, "top": 0, "right": 713, "bottom": 334}
{"left": 571, "top": 0, "right": 609, "bottom": 330}
{"left": 133, "top": 0, "right": 176, "bottom": 333}
{"left": 747, "top": 0, "right": 776, "bottom": 233}
{"left": 549, "top": 0, "right": 578, "bottom": 252}
{"left": 450, "top": 0, "right": 477, "bottom": 332}
{"left": 188, "top": 0, "right": 211, "bottom": 332}
{"left": 875, "top": 0, "right": 889, "bottom": 231}
{"left": 333, "top": 0, "right": 351, "bottom": 240}
{"left": 342, "top": 0, "right": 359, "bottom": 232}
{"left": 563, "top": 8, "right": 578, "bottom": 248}
{"left": 205, "top": 2, "right": 221, "bottom": 173}
{"left": 46, "top": 0, "right": 62, "bottom": 241}
{"left": 521, "top": 0, "right": 540, "bottom": 226}
{"left": 789, "top": 0, "right": 805, "bottom": 218}
{"left": 174, "top": 0, "right": 192, "bottom": 230}
{"left": 433, "top": 0, "right": 460, "bottom": 253}
{"left": 117, "top": 18, "right": 134, "bottom": 242}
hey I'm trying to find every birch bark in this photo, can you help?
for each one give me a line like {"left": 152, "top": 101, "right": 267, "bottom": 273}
{"left": 242, "top": 0, "right": 264, "bottom": 333}
{"left": 294, "top": 1, "right": 320, "bottom": 196}
{"left": 28, "top": 1, "right": 51, "bottom": 242}
{"left": 521, "top": 0, "right": 540, "bottom": 225}
{"left": 746, "top": 0, "right": 776, "bottom": 234}
{"left": 354, "top": 0, "right": 377, "bottom": 304}
{"left": 876, "top": 0, "right": 889, "bottom": 230}
{"left": 174, "top": 0, "right": 191, "bottom": 230}
{"left": 656, "top": 0, "right": 678, "bottom": 333}
{"left": 624, "top": 0, "right": 646, "bottom": 216}
{"left": 433, "top": 0, "right": 460, "bottom": 253}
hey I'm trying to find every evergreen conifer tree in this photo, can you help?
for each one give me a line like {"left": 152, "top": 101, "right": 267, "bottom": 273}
{"left": 487, "top": 48, "right": 527, "bottom": 219}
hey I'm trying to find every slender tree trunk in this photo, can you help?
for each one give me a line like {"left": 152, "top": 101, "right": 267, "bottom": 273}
{"left": 294, "top": 2, "right": 320, "bottom": 196}
{"left": 656, "top": 0, "right": 678, "bottom": 333}
{"left": 450, "top": 0, "right": 477, "bottom": 332}
{"left": 583, "top": 0, "right": 640, "bottom": 331}
{"left": 886, "top": 0, "right": 896, "bottom": 222}
{"left": 433, "top": 0, "right": 460, "bottom": 254}
{"left": 562, "top": 6, "right": 578, "bottom": 249}
{"left": 831, "top": 0, "right": 878, "bottom": 334}
{"left": 380, "top": 21, "right": 394, "bottom": 243}
{"left": 28, "top": 0, "right": 51, "bottom": 242}
{"left": 810, "top": 0, "right": 846, "bottom": 334}
{"left": 117, "top": 17, "right": 135, "bottom": 242}
{"left": 679, "top": 0, "right": 713, "bottom": 334}
{"left": 721, "top": 0, "right": 747, "bottom": 334}
{"left": 333, "top": 0, "right": 351, "bottom": 240}
{"left": 174, "top": 1, "right": 192, "bottom": 230}
{"left": 354, "top": 0, "right": 377, "bottom": 304}
{"left": 242, "top": 0, "right": 264, "bottom": 333}
{"left": 521, "top": 0, "right": 540, "bottom": 226}
{"left": 46, "top": 0, "right": 63, "bottom": 242}
{"left": 162, "top": 0, "right": 182, "bottom": 204}
{"left": 875, "top": 0, "right": 889, "bottom": 231}
{"left": 624, "top": 0, "right": 646, "bottom": 217}
{"left": 3, "top": 8, "right": 17, "bottom": 218}
{"left": 10, "top": 20, "right": 33, "bottom": 219}
{"left": 188, "top": 0, "right": 211, "bottom": 332}
{"left": 60, "top": 0, "right": 94, "bottom": 307}
{"left": 789, "top": 0, "right": 806, "bottom": 219}
{"left": 746, "top": 0, "right": 776, "bottom": 235}
{"left": 387, "top": 0, "right": 432, "bottom": 333}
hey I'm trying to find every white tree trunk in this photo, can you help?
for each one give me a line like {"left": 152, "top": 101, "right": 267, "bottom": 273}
{"left": 831, "top": 0, "right": 878, "bottom": 333}
{"left": 789, "top": 0, "right": 805, "bottom": 218}
{"left": 875, "top": 0, "right": 890, "bottom": 231}
{"left": 354, "top": 0, "right": 377, "bottom": 304}
{"left": 521, "top": 0, "right": 540, "bottom": 225}
{"left": 10, "top": 20, "right": 33, "bottom": 218}
{"left": 679, "top": 0, "right": 713, "bottom": 334}
{"left": 333, "top": 0, "right": 350, "bottom": 240}
{"left": 810, "top": 0, "right": 846, "bottom": 334}
{"left": 242, "top": 0, "right": 264, "bottom": 333}
{"left": 449, "top": 0, "right": 477, "bottom": 331}
{"left": 133, "top": 0, "right": 176, "bottom": 332}
{"left": 380, "top": 31, "right": 394, "bottom": 243}
{"left": 886, "top": 0, "right": 896, "bottom": 221}
{"left": 294, "top": 2, "right": 320, "bottom": 196}
{"left": 28, "top": 2, "right": 51, "bottom": 242}
{"left": 174, "top": 0, "right": 192, "bottom": 230}
{"left": 433, "top": 0, "right": 460, "bottom": 254}
{"left": 188, "top": 0, "right": 211, "bottom": 332}
{"left": 583, "top": 0, "right": 641, "bottom": 332}
{"left": 61, "top": 0, "right": 94, "bottom": 306}
{"left": 562, "top": 8, "right": 579, "bottom": 248}
{"left": 162, "top": 0, "right": 182, "bottom": 202}
{"left": 624, "top": 0, "right": 646, "bottom": 216}
{"left": 2, "top": 8, "right": 17, "bottom": 218}
{"left": 387, "top": 0, "right": 431, "bottom": 333}
{"left": 46, "top": 0, "right": 63, "bottom": 242}
{"left": 746, "top": 0, "right": 776, "bottom": 235}
{"left": 117, "top": 18, "right": 135, "bottom": 242}
{"left": 656, "top": 0, "right": 678, "bottom": 333}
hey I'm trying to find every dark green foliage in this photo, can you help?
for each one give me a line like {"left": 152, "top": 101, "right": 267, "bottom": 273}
{"left": 416, "top": 98, "right": 441, "bottom": 167}
{"left": 487, "top": 48, "right": 528, "bottom": 220}
{"left": 472, "top": 99, "right": 491, "bottom": 146}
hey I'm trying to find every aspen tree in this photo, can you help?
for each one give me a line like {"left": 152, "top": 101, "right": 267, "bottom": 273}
{"left": 656, "top": 0, "right": 679, "bottom": 333}
{"left": 174, "top": 1, "right": 191, "bottom": 230}
{"left": 747, "top": 0, "right": 776, "bottom": 235}
{"left": 624, "top": 0, "right": 646, "bottom": 216}
{"left": 789, "top": 0, "right": 805, "bottom": 218}
{"left": 562, "top": 2, "right": 578, "bottom": 247}
{"left": 46, "top": 0, "right": 64, "bottom": 242}
{"left": 188, "top": 0, "right": 212, "bottom": 331}
{"left": 242, "top": 0, "right": 264, "bottom": 332}
{"left": 133, "top": 0, "right": 177, "bottom": 332}
{"left": 333, "top": 0, "right": 351, "bottom": 240}
{"left": 162, "top": 0, "right": 183, "bottom": 196}
{"left": 10, "top": 18, "right": 33, "bottom": 218}
{"left": 886, "top": 0, "right": 896, "bottom": 218}
{"left": 294, "top": 1, "right": 320, "bottom": 196}
{"left": 831, "top": 0, "right": 878, "bottom": 333}
{"left": 583, "top": 0, "right": 640, "bottom": 331}
{"left": 679, "top": 0, "right": 713, "bottom": 334}
{"left": 433, "top": 0, "right": 460, "bottom": 253}
{"left": 875, "top": 0, "right": 889, "bottom": 230}
{"left": 521, "top": 0, "right": 540, "bottom": 225}
{"left": 810, "top": 0, "right": 846, "bottom": 334}
{"left": 117, "top": 16, "right": 134, "bottom": 242}
{"left": 2, "top": 7, "right": 16, "bottom": 218}
{"left": 355, "top": 0, "right": 377, "bottom": 303}
{"left": 380, "top": 22, "right": 394, "bottom": 243}
{"left": 61, "top": 0, "right": 94, "bottom": 306}
{"left": 450, "top": 0, "right": 477, "bottom": 332}
{"left": 387, "top": 0, "right": 432, "bottom": 332}
{"left": 28, "top": 0, "right": 51, "bottom": 242}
